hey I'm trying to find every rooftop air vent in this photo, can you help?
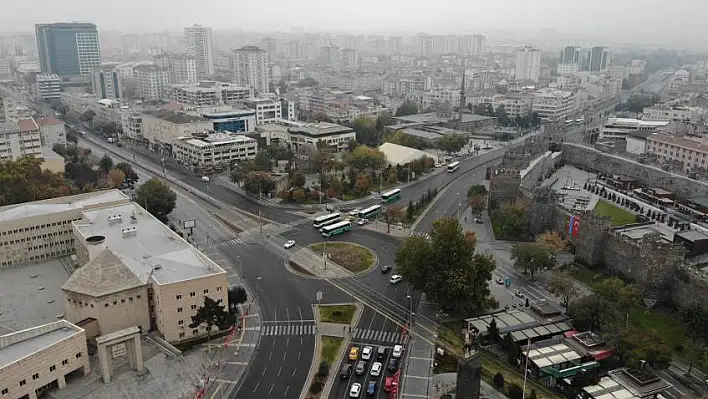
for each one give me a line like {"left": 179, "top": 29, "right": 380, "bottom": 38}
{"left": 153, "top": 264, "right": 162, "bottom": 270}
{"left": 108, "top": 215, "right": 123, "bottom": 225}
{"left": 121, "top": 227, "right": 137, "bottom": 238}
{"left": 86, "top": 235, "right": 106, "bottom": 245}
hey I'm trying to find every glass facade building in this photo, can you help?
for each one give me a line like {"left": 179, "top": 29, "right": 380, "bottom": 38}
{"left": 35, "top": 23, "right": 101, "bottom": 79}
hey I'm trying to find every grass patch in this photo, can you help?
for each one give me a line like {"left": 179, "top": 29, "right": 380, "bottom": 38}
{"left": 480, "top": 350, "right": 563, "bottom": 399}
{"left": 594, "top": 200, "right": 637, "bottom": 226}
{"left": 319, "top": 304, "right": 356, "bottom": 324}
{"left": 309, "top": 242, "right": 374, "bottom": 273}
{"left": 321, "top": 335, "right": 344, "bottom": 365}
{"left": 288, "top": 260, "right": 314, "bottom": 276}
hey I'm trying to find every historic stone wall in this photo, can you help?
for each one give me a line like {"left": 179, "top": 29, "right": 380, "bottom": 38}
{"left": 561, "top": 143, "right": 708, "bottom": 198}
{"left": 488, "top": 168, "right": 520, "bottom": 210}
{"left": 520, "top": 151, "right": 562, "bottom": 195}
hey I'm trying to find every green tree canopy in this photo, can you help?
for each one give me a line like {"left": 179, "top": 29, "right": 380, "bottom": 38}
{"left": 345, "top": 145, "right": 386, "bottom": 174}
{"left": 511, "top": 243, "right": 554, "bottom": 277}
{"left": 291, "top": 170, "right": 306, "bottom": 187}
{"left": 135, "top": 178, "right": 177, "bottom": 221}
{"left": 395, "top": 101, "right": 418, "bottom": 117}
{"left": 467, "top": 184, "right": 487, "bottom": 197}
{"left": 395, "top": 217, "right": 496, "bottom": 313}
{"left": 244, "top": 171, "right": 275, "bottom": 195}
{"left": 383, "top": 130, "right": 428, "bottom": 150}
{"left": 253, "top": 151, "right": 273, "bottom": 171}
{"left": 351, "top": 116, "right": 380, "bottom": 146}
{"left": 437, "top": 134, "right": 467, "bottom": 154}
{"left": 115, "top": 162, "right": 139, "bottom": 188}
{"left": 0, "top": 157, "right": 70, "bottom": 206}
{"left": 491, "top": 205, "right": 528, "bottom": 240}
{"left": 547, "top": 272, "right": 580, "bottom": 308}
{"left": 98, "top": 154, "right": 114, "bottom": 174}
{"left": 189, "top": 296, "right": 236, "bottom": 343}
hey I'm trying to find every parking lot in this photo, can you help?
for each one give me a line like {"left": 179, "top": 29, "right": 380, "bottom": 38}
{"left": 330, "top": 342, "right": 405, "bottom": 398}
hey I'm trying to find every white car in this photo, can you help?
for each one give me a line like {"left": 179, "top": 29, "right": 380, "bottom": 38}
{"left": 357, "top": 218, "right": 369, "bottom": 226}
{"left": 349, "top": 383, "right": 362, "bottom": 398}
{"left": 201, "top": 176, "right": 210, "bottom": 182}
{"left": 392, "top": 344, "right": 403, "bottom": 359}
{"left": 370, "top": 362, "right": 382, "bottom": 377}
{"left": 361, "top": 345, "right": 373, "bottom": 360}
{"left": 389, "top": 275, "right": 403, "bottom": 284}
{"left": 284, "top": 240, "right": 296, "bottom": 249}
{"left": 349, "top": 209, "right": 360, "bottom": 216}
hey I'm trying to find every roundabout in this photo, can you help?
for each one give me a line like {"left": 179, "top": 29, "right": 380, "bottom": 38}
{"left": 307, "top": 241, "right": 378, "bottom": 274}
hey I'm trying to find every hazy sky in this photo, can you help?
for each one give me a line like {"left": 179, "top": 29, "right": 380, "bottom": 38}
{"left": 1, "top": 0, "right": 702, "bottom": 44}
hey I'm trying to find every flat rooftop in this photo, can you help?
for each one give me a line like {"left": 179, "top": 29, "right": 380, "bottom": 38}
{"left": 0, "top": 320, "right": 83, "bottom": 369}
{"left": 143, "top": 109, "right": 207, "bottom": 124}
{"left": 74, "top": 202, "right": 225, "bottom": 285}
{"left": 0, "top": 259, "right": 71, "bottom": 335}
{"left": 288, "top": 122, "right": 354, "bottom": 137}
{"left": 0, "top": 189, "right": 129, "bottom": 223}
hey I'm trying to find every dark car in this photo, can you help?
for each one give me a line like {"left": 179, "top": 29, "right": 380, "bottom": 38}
{"left": 355, "top": 360, "right": 367, "bottom": 375}
{"left": 376, "top": 346, "right": 387, "bottom": 360}
{"left": 387, "top": 358, "right": 399, "bottom": 373}
{"left": 367, "top": 380, "right": 377, "bottom": 396}
{"left": 381, "top": 265, "right": 392, "bottom": 273}
{"left": 340, "top": 364, "right": 352, "bottom": 379}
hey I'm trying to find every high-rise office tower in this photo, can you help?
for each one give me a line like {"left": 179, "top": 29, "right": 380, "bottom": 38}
{"left": 233, "top": 46, "right": 269, "bottom": 95}
{"left": 472, "top": 34, "right": 486, "bottom": 56}
{"left": 560, "top": 46, "right": 581, "bottom": 63}
{"left": 35, "top": 22, "right": 101, "bottom": 80}
{"left": 183, "top": 24, "right": 214, "bottom": 79}
{"left": 515, "top": 45, "right": 542, "bottom": 82}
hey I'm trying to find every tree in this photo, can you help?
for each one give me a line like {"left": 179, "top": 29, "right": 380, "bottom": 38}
{"left": 98, "top": 154, "right": 114, "bottom": 174}
{"left": 244, "top": 171, "right": 275, "bottom": 195}
{"left": 80, "top": 109, "right": 96, "bottom": 123}
{"left": 467, "top": 185, "right": 487, "bottom": 198}
{"left": 292, "top": 188, "right": 305, "bottom": 201}
{"left": 536, "top": 231, "right": 567, "bottom": 253}
{"left": 351, "top": 116, "right": 380, "bottom": 146}
{"left": 495, "top": 105, "right": 510, "bottom": 126}
{"left": 507, "top": 383, "right": 523, "bottom": 399}
{"left": 291, "top": 170, "right": 306, "bottom": 187}
{"left": 0, "top": 157, "right": 70, "bottom": 206}
{"left": 395, "top": 217, "right": 496, "bottom": 313}
{"left": 107, "top": 168, "right": 126, "bottom": 189}
{"left": 253, "top": 151, "right": 272, "bottom": 171}
{"left": 594, "top": 277, "right": 639, "bottom": 311}
{"left": 355, "top": 174, "right": 371, "bottom": 193}
{"left": 395, "top": 101, "right": 418, "bottom": 117}
{"left": 135, "top": 178, "right": 177, "bottom": 221}
{"left": 387, "top": 168, "right": 398, "bottom": 184}
{"left": 227, "top": 286, "right": 248, "bottom": 315}
{"left": 468, "top": 195, "right": 486, "bottom": 215}
{"left": 65, "top": 128, "right": 79, "bottom": 143}
{"left": 294, "top": 77, "right": 318, "bottom": 88}
{"left": 311, "top": 112, "right": 332, "bottom": 123}
{"left": 615, "top": 327, "right": 672, "bottom": 369}
{"left": 472, "top": 103, "right": 494, "bottom": 116}
{"left": 345, "top": 145, "right": 386, "bottom": 175}
{"left": 568, "top": 294, "right": 616, "bottom": 332}
{"left": 437, "top": 134, "right": 467, "bottom": 155}
{"left": 493, "top": 372, "right": 505, "bottom": 389}
{"left": 511, "top": 243, "right": 554, "bottom": 277}
{"left": 115, "top": 162, "right": 139, "bottom": 188}
{"left": 487, "top": 317, "right": 500, "bottom": 345}
{"left": 547, "top": 272, "right": 580, "bottom": 308}
{"left": 491, "top": 205, "right": 528, "bottom": 240}
{"left": 327, "top": 178, "right": 343, "bottom": 198}
{"left": 189, "top": 296, "right": 235, "bottom": 344}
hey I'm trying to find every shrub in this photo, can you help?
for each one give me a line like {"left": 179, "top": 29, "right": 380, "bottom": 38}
{"left": 309, "top": 378, "right": 324, "bottom": 394}
{"left": 529, "top": 389, "right": 538, "bottom": 399}
{"left": 493, "top": 372, "right": 505, "bottom": 388}
{"left": 507, "top": 383, "right": 523, "bottom": 399}
{"left": 317, "top": 360, "right": 329, "bottom": 378}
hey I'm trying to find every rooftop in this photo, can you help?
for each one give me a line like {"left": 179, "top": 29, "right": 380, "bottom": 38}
{"left": 143, "top": 109, "right": 207, "bottom": 124}
{"left": 393, "top": 112, "right": 496, "bottom": 125}
{"left": 605, "top": 118, "right": 671, "bottom": 128}
{"left": 402, "top": 128, "right": 443, "bottom": 140}
{"left": 647, "top": 133, "right": 708, "bottom": 153}
{"left": 676, "top": 229, "right": 708, "bottom": 242}
{"left": 236, "top": 45, "right": 265, "bottom": 52}
{"left": 607, "top": 368, "right": 672, "bottom": 397}
{"left": 0, "top": 320, "right": 84, "bottom": 370}
{"left": 72, "top": 202, "right": 225, "bottom": 286}
{"left": 36, "top": 116, "right": 64, "bottom": 126}
{"left": 62, "top": 249, "right": 150, "bottom": 297}
{"left": 0, "top": 189, "right": 129, "bottom": 223}
{"left": 180, "top": 133, "right": 257, "bottom": 148}
{"left": 288, "top": 121, "right": 354, "bottom": 136}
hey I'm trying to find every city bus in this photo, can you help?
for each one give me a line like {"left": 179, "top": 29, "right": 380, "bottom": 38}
{"left": 313, "top": 213, "right": 341, "bottom": 229}
{"left": 447, "top": 161, "right": 461, "bottom": 173}
{"left": 381, "top": 188, "right": 402, "bottom": 204}
{"left": 358, "top": 205, "right": 382, "bottom": 219}
{"left": 321, "top": 221, "right": 352, "bottom": 237}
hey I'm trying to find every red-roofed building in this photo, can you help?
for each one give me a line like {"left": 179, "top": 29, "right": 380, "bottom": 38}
{"left": 37, "top": 116, "right": 66, "bottom": 146}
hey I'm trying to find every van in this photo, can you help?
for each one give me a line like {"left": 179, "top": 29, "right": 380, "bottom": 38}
{"left": 340, "top": 364, "right": 352, "bottom": 379}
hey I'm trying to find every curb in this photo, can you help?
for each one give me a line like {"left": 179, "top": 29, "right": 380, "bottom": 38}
{"left": 310, "top": 241, "right": 379, "bottom": 277}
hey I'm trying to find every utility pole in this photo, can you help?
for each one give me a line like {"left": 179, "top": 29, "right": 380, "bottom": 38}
{"left": 259, "top": 209, "right": 263, "bottom": 234}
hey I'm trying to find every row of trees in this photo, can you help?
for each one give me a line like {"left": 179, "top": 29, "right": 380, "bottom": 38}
{"left": 0, "top": 157, "right": 70, "bottom": 206}
{"left": 471, "top": 103, "right": 541, "bottom": 129}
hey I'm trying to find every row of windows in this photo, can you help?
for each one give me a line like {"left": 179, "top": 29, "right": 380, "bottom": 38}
{"left": 68, "top": 294, "right": 142, "bottom": 308}
{"left": 0, "top": 219, "right": 76, "bottom": 236}
{"left": 0, "top": 230, "right": 71, "bottom": 247}
{"left": 0, "top": 247, "right": 73, "bottom": 267}
{"left": 175, "top": 287, "right": 221, "bottom": 301}
{"left": 0, "top": 354, "right": 81, "bottom": 395}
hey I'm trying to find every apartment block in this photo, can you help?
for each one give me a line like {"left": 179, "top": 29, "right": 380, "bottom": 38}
{"left": 233, "top": 46, "right": 269, "bottom": 95}
{"left": 91, "top": 63, "right": 122, "bottom": 100}
{"left": 0, "top": 94, "right": 18, "bottom": 123}
{"left": 35, "top": 74, "right": 61, "bottom": 101}
{"left": 174, "top": 132, "right": 258, "bottom": 173}
{"left": 647, "top": 134, "right": 708, "bottom": 172}
{"left": 532, "top": 89, "right": 576, "bottom": 122}
{"left": 134, "top": 64, "right": 170, "bottom": 101}
{"left": 0, "top": 119, "right": 42, "bottom": 161}
{"left": 155, "top": 53, "right": 198, "bottom": 84}
{"left": 0, "top": 320, "right": 90, "bottom": 399}
{"left": 36, "top": 116, "right": 66, "bottom": 147}
{"left": 140, "top": 109, "right": 212, "bottom": 150}
{"left": 183, "top": 25, "right": 214, "bottom": 79}
{"left": 492, "top": 94, "right": 534, "bottom": 118}
{"left": 170, "top": 81, "right": 251, "bottom": 106}
{"left": 515, "top": 46, "right": 542, "bottom": 82}
{"left": 243, "top": 97, "right": 282, "bottom": 124}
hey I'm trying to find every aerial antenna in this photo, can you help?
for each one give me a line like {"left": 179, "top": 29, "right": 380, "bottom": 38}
{"left": 458, "top": 59, "right": 466, "bottom": 130}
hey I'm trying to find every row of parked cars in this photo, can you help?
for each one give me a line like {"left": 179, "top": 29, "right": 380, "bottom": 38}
{"left": 341, "top": 344, "right": 404, "bottom": 397}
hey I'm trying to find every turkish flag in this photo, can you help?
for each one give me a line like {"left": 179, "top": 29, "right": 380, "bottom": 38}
{"left": 571, "top": 217, "right": 580, "bottom": 237}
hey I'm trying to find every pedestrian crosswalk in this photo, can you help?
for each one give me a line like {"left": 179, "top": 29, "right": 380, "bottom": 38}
{"left": 262, "top": 323, "right": 316, "bottom": 336}
{"left": 409, "top": 231, "right": 431, "bottom": 240}
{"left": 352, "top": 328, "right": 404, "bottom": 344}
{"left": 212, "top": 237, "right": 244, "bottom": 248}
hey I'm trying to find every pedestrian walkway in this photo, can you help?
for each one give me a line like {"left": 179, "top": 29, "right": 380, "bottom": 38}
{"left": 410, "top": 231, "right": 431, "bottom": 240}
{"left": 261, "top": 323, "right": 317, "bottom": 336}
{"left": 351, "top": 328, "right": 404, "bottom": 344}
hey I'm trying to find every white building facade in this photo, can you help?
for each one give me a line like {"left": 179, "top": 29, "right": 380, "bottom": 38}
{"left": 244, "top": 98, "right": 282, "bottom": 124}
{"left": 233, "top": 46, "right": 269, "bottom": 95}
{"left": 134, "top": 65, "right": 170, "bottom": 101}
{"left": 515, "top": 46, "right": 542, "bottom": 83}
{"left": 183, "top": 24, "right": 214, "bottom": 79}
{"left": 155, "top": 53, "right": 198, "bottom": 84}
{"left": 91, "top": 63, "right": 123, "bottom": 100}
{"left": 35, "top": 74, "right": 61, "bottom": 101}
{"left": 174, "top": 133, "right": 258, "bottom": 173}
{"left": 532, "top": 89, "right": 576, "bottom": 122}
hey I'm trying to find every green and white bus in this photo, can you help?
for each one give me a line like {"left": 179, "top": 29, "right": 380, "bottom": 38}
{"left": 381, "top": 188, "right": 402, "bottom": 204}
{"left": 358, "top": 205, "right": 382, "bottom": 219}
{"left": 313, "top": 212, "right": 341, "bottom": 229}
{"left": 321, "top": 221, "right": 352, "bottom": 237}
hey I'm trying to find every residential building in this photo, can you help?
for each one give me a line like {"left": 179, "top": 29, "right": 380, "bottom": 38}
{"left": 155, "top": 53, "right": 198, "bottom": 84}
{"left": 0, "top": 119, "right": 42, "bottom": 161}
{"left": 36, "top": 116, "right": 66, "bottom": 146}
{"left": 600, "top": 118, "right": 670, "bottom": 141}
{"left": 471, "top": 34, "right": 485, "bottom": 56}
{"left": 259, "top": 120, "right": 355, "bottom": 152}
{"left": 0, "top": 59, "right": 12, "bottom": 80}
{"left": 514, "top": 46, "right": 542, "bottom": 82}
{"left": 643, "top": 105, "right": 704, "bottom": 123}
{"left": 0, "top": 320, "right": 90, "bottom": 399}
{"left": 35, "top": 73, "right": 61, "bottom": 101}
{"left": 140, "top": 109, "right": 212, "bottom": 151}
{"left": 60, "top": 93, "right": 126, "bottom": 126}
{"left": 560, "top": 46, "right": 581, "bottom": 63}
{"left": 627, "top": 60, "right": 646, "bottom": 75}
{"left": 532, "top": 88, "right": 576, "bottom": 122}
{"left": 625, "top": 131, "right": 652, "bottom": 155}
{"left": 121, "top": 112, "right": 142, "bottom": 140}
{"left": 64, "top": 199, "right": 229, "bottom": 342}
{"left": 91, "top": 63, "right": 122, "bottom": 100}
{"left": 646, "top": 134, "right": 708, "bottom": 172}
{"left": 134, "top": 64, "right": 170, "bottom": 101}
{"left": 171, "top": 81, "right": 251, "bottom": 106}
{"left": 35, "top": 22, "right": 101, "bottom": 80}
{"left": 341, "top": 48, "right": 358, "bottom": 68}
{"left": 183, "top": 24, "right": 214, "bottom": 79}
{"left": 174, "top": 132, "right": 258, "bottom": 173}
{"left": 244, "top": 98, "right": 282, "bottom": 124}
{"left": 557, "top": 63, "right": 579, "bottom": 75}
{"left": 280, "top": 96, "right": 296, "bottom": 121}
{"left": 233, "top": 46, "right": 269, "bottom": 95}
{"left": 201, "top": 107, "right": 256, "bottom": 133}
{"left": 492, "top": 94, "right": 534, "bottom": 118}
{"left": 588, "top": 46, "right": 611, "bottom": 72}
{"left": 0, "top": 94, "right": 17, "bottom": 122}
{"left": 320, "top": 45, "right": 341, "bottom": 69}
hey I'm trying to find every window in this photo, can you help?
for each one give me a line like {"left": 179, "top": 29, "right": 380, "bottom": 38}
{"left": 191, "top": 304, "right": 197, "bottom": 310}
{"left": 1, "top": 388, "right": 7, "bottom": 394}
{"left": 104, "top": 303, "right": 109, "bottom": 307}
{"left": 176, "top": 294, "right": 182, "bottom": 300}
{"left": 203, "top": 289, "right": 208, "bottom": 294}
{"left": 137, "top": 295, "right": 141, "bottom": 299}
{"left": 32, "top": 373, "right": 39, "bottom": 380}
{"left": 177, "top": 307, "right": 183, "bottom": 313}
{"left": 121, "top": 299, "right": 126, "bottom": 304}
{"left": 190, "top": 292, "right": 196, "bottom": 297}
{"left": 178, "top": 320, "right": 184, "bottom": 325}
{"left": 76, "top": 352, "right": 82, "bottom": 358}
{"left": 62, "top": 359, "right": 68, "bottom": 365}
{"left": 50, "top": 365, "right": 56, "bottom": 372}
{"left": 192, "top": 329, "right": 198, "bottom": 335}
{"left": 217, "top": 286, "right": 222, "bottom": 292}
{"left": 179, "top": 332, "right": 185, "bottom": 338}
{"left": 113, "top": 301, "right": 117, "bottom": 305}
{"left": 19, "top": 380, "right": 26, "bottom": 386}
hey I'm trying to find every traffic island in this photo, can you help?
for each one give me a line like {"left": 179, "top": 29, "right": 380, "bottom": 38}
{"left": 307, "top": 242, "right": 377, "bottom": 274}
{"left": 318, "top": 304, "right": 356, "bottom": 324}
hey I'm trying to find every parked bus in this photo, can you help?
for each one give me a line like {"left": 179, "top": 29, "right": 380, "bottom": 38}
{"left": 313, "top": 213, "right": 341, "bottom": 229}
{"left": 358, "top": 205, "right": 382, "bottom": 219}
{"left": 321, "top": 221, "right": 352, "bottom": 237}
{"left": 381, "top": 188, "right": 402, "bottom": 204}
{"left": 447, "top": 161, "right": 461, "bottom": 173}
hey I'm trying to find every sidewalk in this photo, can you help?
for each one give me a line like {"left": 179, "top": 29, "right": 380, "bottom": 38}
{"left": 361, "top": 220, "right": 411, "bottom": 238}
